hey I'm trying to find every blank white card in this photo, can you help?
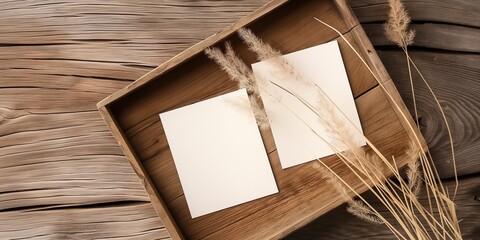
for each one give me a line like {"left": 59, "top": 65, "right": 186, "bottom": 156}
{"left": 160, "top": 89, "right": 278, "bottom": 218}
{"left": 251, "top": 40, "right": 365, "bottom": 169}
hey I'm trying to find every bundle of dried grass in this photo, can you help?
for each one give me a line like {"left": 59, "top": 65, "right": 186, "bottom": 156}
{"left": 313, "top": 0, "right": 461, "bottom": 238}
{"left": 204, "top": 0, "right": 461, "bottom": 238}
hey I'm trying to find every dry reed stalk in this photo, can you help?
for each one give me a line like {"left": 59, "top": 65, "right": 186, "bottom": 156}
{"left": 384, "top": 0, "right": 459, "bottom": 236}
{"left": 406, "top": 45, "right": 458, "bottom": 201}
{"left": 384, "top": 0, "right": 421, "bottom": 191}
{"left": 384, "top": 0, "right": 457, "bottom": 200}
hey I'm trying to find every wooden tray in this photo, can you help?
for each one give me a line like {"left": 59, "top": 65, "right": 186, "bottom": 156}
{"left": 97, "top": 0, "right": 419, "bottom": 239}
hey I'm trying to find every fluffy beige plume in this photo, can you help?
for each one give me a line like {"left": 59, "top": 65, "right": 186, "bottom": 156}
{"left": 204, "top": 43, "right": 269, "bottom": 129}
{"left": 347, "top": 199, "right": 384, "bottom": 224}
{"left": 237, "top": 28, "right": 304, "bottom": 83}
{"left": 384, "top": 0, "right": 415, "bottom": 47}
{"left": 249, "top": 97, "right": 270, "bottom": 129}
{"left": 205, "top": 44, "right": 256, "bottom": 94}
{"left": 314, "top": 161, "right": 350, "bottom": 201}
{"left": 237, "top": 28, "right": 280, "bottom": 60}
{"left": 315, "top": 161, "right": 383, "bottom": 224}
{"left": 405, "top": 140, "right": 423, "bottom": 197}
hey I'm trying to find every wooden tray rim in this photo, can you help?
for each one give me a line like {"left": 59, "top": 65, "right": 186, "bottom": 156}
{"left": 95, "top": 0, "right": 419, "bottom": 239}
{"left": 96, "top": 0, "right": 363, "bottom": 109}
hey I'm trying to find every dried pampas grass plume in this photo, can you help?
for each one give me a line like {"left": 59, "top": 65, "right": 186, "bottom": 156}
{"left": 406, "top": 140, "right": 423, "bottom": 197}
{"left": 237, "top": 28, "right": 279, "bottom": 61}
{"left": 385, "top": 0, "right": 458, "bottom": 200}
{"left": 204, "top": 43, "right": 269, "bottom": 129}
{"left": 205, "top": 44, "right": 256, "bottom": 95}
{"left": 226, "top": 96, "right": 270, "bottom": 129}
{"left": 314, "top": 161, "right": 383, "bottom": 224}
{"left": 347, "top": 199, "right": 383, "bottom": 224}
{"left": 384, "top": 0, "right": 415, "bottom": 47}
{"left": 237, "top": 28, "right": 303, "bottom": 83}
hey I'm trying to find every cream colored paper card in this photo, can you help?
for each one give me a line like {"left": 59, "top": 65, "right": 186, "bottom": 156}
{"left": 251, "top": 40, "right": 365, "bottom": 169}
{"left": 159, "top": 89, "right": 278, "bottom": 218}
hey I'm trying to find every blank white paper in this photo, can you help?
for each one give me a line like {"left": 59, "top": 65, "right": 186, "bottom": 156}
{"left": 159, "top": 89, "right": 278, "bottom": 218}
{"left": 251, "top": 40, "right": 365, "bottom": 169}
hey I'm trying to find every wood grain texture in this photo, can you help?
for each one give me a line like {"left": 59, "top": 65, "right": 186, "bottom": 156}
{"left": 0, "top": 203, "right": 169, "bottom": 239}
{"left": 0, "top": 0, "right": 478, "bottom": 239}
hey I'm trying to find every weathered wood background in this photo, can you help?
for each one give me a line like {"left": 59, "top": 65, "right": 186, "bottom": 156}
{"left": 0, "top": 0, "right": 478, "bottom": 239}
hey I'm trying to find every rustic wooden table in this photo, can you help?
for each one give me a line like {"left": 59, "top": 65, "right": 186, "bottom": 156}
{"left": 1, "top": 0, "right": 478, "bottom": 239}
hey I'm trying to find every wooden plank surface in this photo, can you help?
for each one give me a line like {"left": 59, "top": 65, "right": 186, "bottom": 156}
{"left": 0, "top": 0, "right": 478, "bottom": 239}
